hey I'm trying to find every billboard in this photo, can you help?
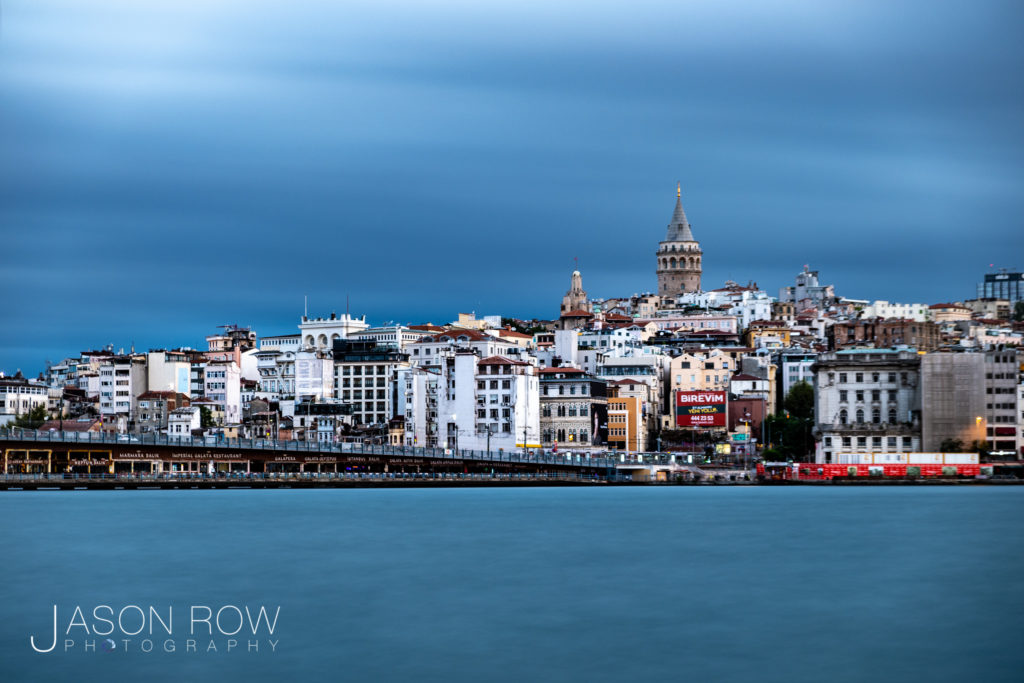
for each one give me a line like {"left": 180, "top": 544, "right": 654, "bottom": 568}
{"left": 676, "top": 390, "right": 727, "bottom": 427}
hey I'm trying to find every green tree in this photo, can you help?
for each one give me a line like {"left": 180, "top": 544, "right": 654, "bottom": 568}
{"left": 13, "top": 405, "right": 49, "bottom": 429}
{"left": 199, "top": 406, "right": 215, "bottom": 429}
{"left": 783, "top": 381, "right": 815, "bottom": 421}
{"left": 939, "top": 438, "right": 964, "bottom": 453}
{"left": 1014, "top": 301, "right": 1024, "bottom": 322}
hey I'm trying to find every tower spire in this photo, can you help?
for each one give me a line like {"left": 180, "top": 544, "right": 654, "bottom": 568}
{"left": 677, "top": 181, "right": 681, "bottom": 198}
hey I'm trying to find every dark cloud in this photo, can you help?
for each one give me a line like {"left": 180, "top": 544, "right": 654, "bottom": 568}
{"left": 2, "top": 0, "right": 1023, "bottom": 374}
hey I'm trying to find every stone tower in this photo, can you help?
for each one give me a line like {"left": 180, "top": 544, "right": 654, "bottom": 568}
{"left": 656, "top": 183, "right": 702, "bottom": 296}
{"left": 560, "top": 269, "right": 590, "bottom": 315}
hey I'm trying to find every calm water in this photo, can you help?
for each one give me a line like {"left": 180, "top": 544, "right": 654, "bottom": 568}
{"left": 1, "top": 487, "right": 1021, "bottom": 682}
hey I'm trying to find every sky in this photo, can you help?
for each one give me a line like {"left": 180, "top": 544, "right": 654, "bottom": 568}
{"left": 2, "top": 0, "right": 1023, "bottom": 375}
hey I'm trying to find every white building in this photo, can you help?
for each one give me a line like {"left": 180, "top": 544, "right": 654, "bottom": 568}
{"left": 168, "top": 406, "right": 201, "bottom": 437}
{"left": 332, "top": 339, "right": 411, "bottom": 427}
{"left": 813, "top": 350, "right": 922, "bottom": 463}
{"left": 860, "top": 301, "right": 930, "bottom": 322}
{"left": 299, "top": 314, "right": 369, "bottom": 352}
{"left": 294, "top": 350, "right": 333, "bottom": 402}
{"left": 146, "top": 351, "right": 192, "bottom": 396}
{"left": 98, "top": 355, "right": 148, "bottom": 430}
{"left": 410, "top": 329, "right": 524, "bottom": 369}
{"left": 0, "top": 373, "right": 51, "bottom": 425}
{"left": 203, "top": 362, "right": 241, "bottom": 424}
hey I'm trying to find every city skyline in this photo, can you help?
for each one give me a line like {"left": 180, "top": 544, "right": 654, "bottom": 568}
{"left": 3, "top": 0, "right": 1023, "bottom": 374}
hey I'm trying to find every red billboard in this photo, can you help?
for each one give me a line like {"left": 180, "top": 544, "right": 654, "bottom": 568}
{"left": 676, "top": 390, "right": 728, "bottom": 427}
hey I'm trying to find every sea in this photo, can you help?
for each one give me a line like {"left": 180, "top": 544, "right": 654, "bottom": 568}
{"left": 1, "top": 486, "right": 1021, "bottom": 682}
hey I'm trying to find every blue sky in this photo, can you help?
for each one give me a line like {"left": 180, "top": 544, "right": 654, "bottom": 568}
{"left": 2, "top": 0, "right": 1022, "bottom": 375}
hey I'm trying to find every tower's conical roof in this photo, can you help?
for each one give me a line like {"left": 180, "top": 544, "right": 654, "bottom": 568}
{"left": 665, "top": 183, "right": 695, "bottom": 242}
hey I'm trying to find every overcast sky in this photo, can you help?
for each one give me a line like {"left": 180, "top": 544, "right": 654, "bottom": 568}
{"left": 2, "top": 0, "right": 1022, "bottom": 374}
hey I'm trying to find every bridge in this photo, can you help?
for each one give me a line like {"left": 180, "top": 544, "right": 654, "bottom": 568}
{"left": 0, "top": 430, "right": 620, "bottom": 485}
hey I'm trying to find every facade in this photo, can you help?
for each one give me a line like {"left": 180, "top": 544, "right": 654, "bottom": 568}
{"left": 0, "top": 373, "right": 50, "bottom": 425}
{"left": 606, "top": 380, "right": 647, "bottom": 452}
{"left": 538, "top": 367, "right": 607, "bottom": 450}
{"left": 977, "top": 269, "right": 1024, "bottom": 303}
{"left": 98, "top": 355, "right": 148, "bottom": 430}
{"left": 830, "top": 318, "right": 940, "bottom": 352}
{"left": 779, "top": 266, "right": 836, "bottom": 312}
{"left": 203, "top": 362, "right": 241, "bottom": 424}
{"left": 860, "top": 300, "right": 930, "bottom": 322}
{"left": 136, "top": 391, "right": 190, "bottom": 434}
{"left": 774, "top": 350, "right": 818, "bottom": 412}
{"left": 985, "top": 350, "right": 1021, "bottom": 455}
{"left": 332, "top": 338, "right": 411, "bottom": 427}
{"left": 813, "top": 350, "right": 922, "bottom": 463}
{"left": 167, "top": 406, "right": 201, "bottom": 437}
{"left": 410, "top": 329, "right": 523, "bottom": 369}
{"left": 656, "top": 184, "right": 702, "bottom": 296}
{"left": 920, "top": 352, "right": 986, "bottom": 452}
{"left": 355, "top": 325, "right": 423, "bottom": 351}
{"left": 146, "top": 351, "right": 192, "bottom": 396}
{"left": 299, "top": 313, "right": 369, "bottom": 352}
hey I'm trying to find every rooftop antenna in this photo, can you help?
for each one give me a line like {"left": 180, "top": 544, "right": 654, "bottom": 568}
{"left": 304, "top": 295, "right": 308, "bottom": 318}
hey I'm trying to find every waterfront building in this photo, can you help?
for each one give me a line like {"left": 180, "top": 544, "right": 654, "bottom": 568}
{"left": 812, "top": 349, "right": 922, "bottom": 463}
{"left": 984, "top": 349, "right": 1021, "bottom": 455}
{"left": 167, "top": 406, "right": 200, "bottom": 436}
{"left": 538, "top": 366, "right": 607, "bottom": 450}
{"left": 774, "top": 349, "right": 818, "bottom": 411}
{"left": 98, "top": 355, "right": 148, "bottom": 431}
{"left": 606, "top": 380, "right": 648, "bottom": 452}
{"left": 332, "top": 338, "right": 411, "bottom": 427}
{"left": 656, "top": 183, "right": 702, "bottom": 296}
{"left": 0, "top": 372, "right": 50, "bottom": 425}
{"left": 136, "top": 391, "right": 190, "bottom": 434}
{"left": 920, "top": 352, "right": 986, "bottom": 452}
{"left": 203, "top": 361, "right": 241, "bottom": 425}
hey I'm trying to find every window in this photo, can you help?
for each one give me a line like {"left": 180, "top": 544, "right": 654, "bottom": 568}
{"left": 872, "top": 409, "right": 880, "bottom": 424}
{"left": 842, "top": 436, "right": 852, "bottom": 448}
{"left": 855, "top": 409, "right": 864, "bottom": 423}
{"left": 839, "top": 390, "right": 848, "bottom": 402}
{"left": 887, "top": 437, "right": 897, "bottom": 449}
{"left": 855, "top": 373, "right": 863, "bottom": 383}
{"left": 887, "top": 373, "right": 896, "bottom": 383}
{"left": 839, "top": 409, "right": 848, "bottom": 425}
{"left": 857, "top": 437, "right": 867, "bottom": 448}
{"left": 888, "top": 390, "right": 897, "bottom": 402}
{"left": 888, "top": 408, "right": 897, "bottom": 423}
{"left": 839, "top": 373, "right": 848, "bottom": 383}
{"left": 872, "top": 373, "right": 879, "bottom": 382}
{"left": 871, "top": 390, "right": 880, "bottom": 401}
{"left": 872, "top": 436, "right": 882, "bottom": 448}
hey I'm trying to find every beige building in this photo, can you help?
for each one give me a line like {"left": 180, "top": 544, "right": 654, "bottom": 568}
{"left": 607, "top": 380, "right": 648, "bottom": 452}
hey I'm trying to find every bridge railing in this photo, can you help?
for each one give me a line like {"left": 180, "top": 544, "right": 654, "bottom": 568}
{"left": 0, "top": 471, "right": 610, "bottom": 484}
{"left": 0, "top": 429, "right": 619, "bottom": 469}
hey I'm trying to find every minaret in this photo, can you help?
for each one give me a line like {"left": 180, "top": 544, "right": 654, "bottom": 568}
{"left": 656, "top": 183, "right": 702, "bottom": 296}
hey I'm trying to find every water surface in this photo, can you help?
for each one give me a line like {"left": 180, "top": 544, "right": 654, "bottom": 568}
{"left": 1, "top": 487, "right": 1021, "bottom": 682}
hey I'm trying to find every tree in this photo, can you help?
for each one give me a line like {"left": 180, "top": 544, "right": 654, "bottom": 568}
{"left": 784, "top": 381, "right": 815, "bottom": 421}
{"left": 199, "top": 406, "right": 215, "bottom": 429}
{"left": 939, "top": 438, "right": 964, "bottom": 453}
{"left": 1014, "top": 301, "right": 1024, "bottom": 322}
{"left": 13, "top": 405, "right": 49, "bottom": 430}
